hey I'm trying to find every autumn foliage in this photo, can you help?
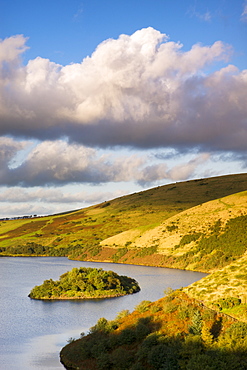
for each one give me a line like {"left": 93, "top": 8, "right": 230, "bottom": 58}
{"left": 60, "top": 291, "right": 247, "bottom": 369}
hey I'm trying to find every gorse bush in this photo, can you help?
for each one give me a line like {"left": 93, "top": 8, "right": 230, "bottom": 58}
{"left": 173, "top": 215, "right": 247, "bottom": 270}
{"left": 112, "top": 247, "right": 128, "bottom": 262}
{"left": 135, "top": 245, "right": 158, "bottom": 257}
{"left": 179, "top": 232, "right": 202, "bottom": 246}
{"left": 135, "top": 300, "right": 152, "bottom": 313}
{"left": 214, "top": 297, "right": 241, "bottom": 310}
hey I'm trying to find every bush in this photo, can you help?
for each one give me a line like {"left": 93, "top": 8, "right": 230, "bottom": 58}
{"left": 163, "top": 301, "right": 178, "bottom": 314}
{"left": 89, "top": 317, "right": 112, "bottom": 334}
{"left": 189, "top": 310, "right": 202, "bottom": 335}
{"left": 135, "top": 245, "right": 158, "bottom": 257}
{"left": 179, "top": 233, "right": 201, "bottom": 246}
{"left": 226, "top": 322, "right": 247, "bottom": 341}
{"left": 115, "top": 309, "right": 130, "bottom": 320}
{"left": 135, "top": 300, "right": 152, "bottom": 313}
{"left": 112, "top": 247, "right": 128, "bottom": 262}
{"left": 215, "top": 297, "right": 241, "bottom": 310}
{"left": 118, "top": 328, "right": 136, "bottom": 345}
{"left": 111, "top": 347, "right": 134, "bottom": 369}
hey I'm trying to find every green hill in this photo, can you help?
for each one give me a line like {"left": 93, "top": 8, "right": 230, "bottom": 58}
{"left": 0, "top": 173, "right": 246, "bottom": 263}
{"left": 102, "top": 190, "right": 247, "bottom": 271}
{"left": 1, "top": 173, "right": 247, "bottom": 320}
{"left": 1, "top": 173, "right": 247, "bottom": 367}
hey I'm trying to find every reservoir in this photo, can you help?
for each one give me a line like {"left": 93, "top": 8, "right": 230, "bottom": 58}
{"left": 0, "top": 257, "right": 207, "bottom": 370}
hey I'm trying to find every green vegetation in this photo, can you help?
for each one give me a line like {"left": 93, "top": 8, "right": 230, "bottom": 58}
{"left": 1, "top": 173, "right": 246, "bottom": 366}
{"left": 171, "top": 215, "right": 247, "bottom": 270}
{"left": 28, "top": 267, "right": 140, "bottom": 300}
{"left": 177, "top": 232, "right": 202, "bottom": 247}
{"left": 135, "top": 244, "right": 158, "bottom": 257}
{"left": 1, "top": 173, "right": 247, "bottom": 262}
{"left": 60, "top": 291, "right": 247, "bottom": 370}
{"left": 1, "top": 173, "right": 247, "bottom": 320}
{"left": 183, "top": 255, "right": 247, "bottom": 321}
{"left": 112, "top": 247, "right": 128, "bottom": 263}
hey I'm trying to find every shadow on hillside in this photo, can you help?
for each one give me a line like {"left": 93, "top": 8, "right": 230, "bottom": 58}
{"left": 60, "top": 314, "right": 247, "bottom": 370}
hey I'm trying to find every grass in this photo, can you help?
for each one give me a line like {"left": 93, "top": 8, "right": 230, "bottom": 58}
{"left": 1, "top": 173, "right": 247, "bottom": 253}
{"left": 1, "top": 173, "right": 247, "bottom": 320}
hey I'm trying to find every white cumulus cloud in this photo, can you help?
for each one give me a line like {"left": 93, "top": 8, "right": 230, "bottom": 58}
{"left": 1, "top": 28, "right": 245, "bottom": 154}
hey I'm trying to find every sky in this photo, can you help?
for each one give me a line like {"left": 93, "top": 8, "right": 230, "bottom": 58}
{"left": 0, "top": 0, "right": 247, "bottom": 218}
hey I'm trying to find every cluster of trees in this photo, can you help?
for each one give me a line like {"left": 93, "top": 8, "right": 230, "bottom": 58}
{"left": 60, "top": 291, "right": 247, "bottom": 370}
{"left": 0, "top": 242, "right": 69, "bottom": 257}
{"left": 29, "top": 267, "right": 140, "bottom": 300}
{"left": 0, "top": 214, "right": 38, "bottom": 221}
{"left": 112, "top": 248, "right": 128, "bottom": 263}
{"left": 174, "top": 215, "right": 247, "bottom": 270}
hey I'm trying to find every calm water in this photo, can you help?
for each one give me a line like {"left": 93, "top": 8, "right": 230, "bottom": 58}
{"left": 0, "top": 257, "right": 207, "bottom": 370}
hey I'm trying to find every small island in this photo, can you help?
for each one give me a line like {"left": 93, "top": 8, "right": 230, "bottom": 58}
{"left": 28, "top": 267, "right": 140, "bottom": 300}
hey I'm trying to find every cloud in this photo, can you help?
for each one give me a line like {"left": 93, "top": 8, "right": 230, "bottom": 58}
{"left": 241, "top": 2, "right": 247, "bottom": 21}
{"left": 1, "top": 28, "right": 246, "bottom": 155}
{"left": 0, "top": 203, "right": 47, "bottom": 218}
{"left": 0, "top": 34, "right": 29, "bottom": 66}
{"left": 0, "top": 187, "right": 124, "bottom": 205}
{"left": 0, "top": 137, "right": 28, "bottom": 165}
{"left": 0, "top": 138, "right": 212, "bottom": 187}
{"left": 188, "top": 6, "right": 212, "bottom": 22}
{"left": 215, "top": 151, "right": 247, "bottom": 169}
{"left": 166, "top": 153, "right": 210, "bottom": 181}
{"left": 0, "top": 185, "right": 129, "bottom": 217}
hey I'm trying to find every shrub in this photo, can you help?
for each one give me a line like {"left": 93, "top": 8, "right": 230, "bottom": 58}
{"left": 150, "top": 305, "right": 162, "bottom": 313}
{"left": 111, "top": 347, "right": 134, "bottom": 369}
{"left": 115, "top": 309, "right": 130, "bottom": 320}
{"left": 89, "top": 317, "right": 111, "bottom": 334}
{"left": 163, "top": 301, "right": 178, "bottom": 314}
{"left": 118, "top": 327, "right": 136, "bottom": 345}
{"left": 112, "top": 247, "right": 128, "bottom": 262}
{"left": 189, "top": 310, "right": 202, "bottom": 335}
{"left": 179, "top": 233, "right": 202, "bottom": 246}
{"left": 215, "top": 297, "right": 241, "bottom": 310}
{"left": 166, "top": 224, "right": 178, "bottom": 232}
{"left": 135, "top": 245, "right": 158, "bottom": 257}
{"left": 135, "top": 300, "right": 152, "bottom": 313}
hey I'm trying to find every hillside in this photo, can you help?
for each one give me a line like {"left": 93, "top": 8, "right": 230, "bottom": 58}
{"left": 60, "top": 290, "right": 247, "bottom": 370}
{"left": 101, "top": 190, "right": 247, "bottom": 271}
{"left": 1, "top": 173, "right": 247, "bottom": 321}
{"left": 0, "top": 173, "right": 246, "bottom": 263}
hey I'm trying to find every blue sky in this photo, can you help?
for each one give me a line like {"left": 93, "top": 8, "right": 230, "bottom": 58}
{"left": 2, "top": 1, "right": 246, "bottom": 68}
{"left": 0, "top": 0, "right": 247, "bottom": 217}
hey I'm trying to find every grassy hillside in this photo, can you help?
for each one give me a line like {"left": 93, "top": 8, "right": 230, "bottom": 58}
{"left": 1, "top": 173, "right": 247, "bottom": 321}
{"left": 60, "top": 290, "right": 247, "bottom": 370}
{"left": 0, "top": 173, "right": 246, "bottom": 262}
{"left": 103, "top": 190, "right": 247, "bottom": 271}
{"left": 183, "top": 254, "right": 247, "bottom": 321}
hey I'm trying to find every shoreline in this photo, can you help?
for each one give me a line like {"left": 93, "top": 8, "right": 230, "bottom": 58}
{"left": 28, "top": 290, "right": 140, "bottom": 301}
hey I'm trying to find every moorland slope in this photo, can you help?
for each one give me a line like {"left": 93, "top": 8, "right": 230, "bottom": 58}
{"left": 0, "top": 173, "right": 246, "bottom": 262}
{"left": 60, "top": 291, "right": 247, "bottom": 370}
{"left": 1, "top": 173, "right": 247, "bottom": 319}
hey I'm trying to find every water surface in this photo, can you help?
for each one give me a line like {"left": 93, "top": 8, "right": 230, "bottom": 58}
{"left": 0, "top": 257, "right": 207, "bottom": 370}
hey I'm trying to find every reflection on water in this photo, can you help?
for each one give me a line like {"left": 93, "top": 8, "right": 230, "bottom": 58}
{"left": 0, "top": 257, "right": 207, "bottom": 369}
